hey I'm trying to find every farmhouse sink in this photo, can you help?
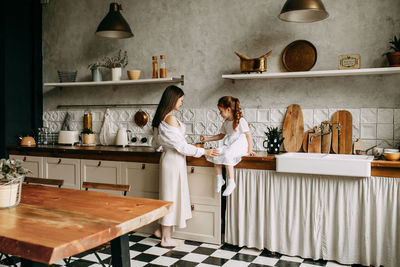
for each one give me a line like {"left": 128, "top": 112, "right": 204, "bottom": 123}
{"left": 275, "top": 152, "right": 374, "bottom": 177}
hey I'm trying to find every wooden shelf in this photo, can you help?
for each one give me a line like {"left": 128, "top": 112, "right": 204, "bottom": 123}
{"left": 222, "top": 67, "right": 400, "bottom": 80}
{"left": 43, "top": 76, "right": 184, "bottom": 89}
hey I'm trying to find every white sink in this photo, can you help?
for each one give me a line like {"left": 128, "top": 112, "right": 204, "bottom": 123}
{"left": 275, "top": 152, "right": 374, "bottom": 177}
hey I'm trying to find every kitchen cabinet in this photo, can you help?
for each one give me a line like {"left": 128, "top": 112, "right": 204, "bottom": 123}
{"left": 9, "top": 155, "right": 43, "bottom": 178}
{"left": 81, "top": 160, "right": 122, "bottom": 195}
{"left": 222, "top": 66, "right": 400, "bottom": 80}
{"left": 44, "top": 158, "right": 80, "bottom": 189}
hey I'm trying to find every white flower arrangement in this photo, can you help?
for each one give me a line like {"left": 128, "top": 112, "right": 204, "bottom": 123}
{"left": 0, "top": 159, "right": 31, "bottom": 185}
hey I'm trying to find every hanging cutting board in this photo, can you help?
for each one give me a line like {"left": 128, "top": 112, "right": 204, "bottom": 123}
{"left": 321, "top": 123, "right": 332, "bottom": 153}
{"left": 308, "top": 126, "right": 321, "bottom": 153}
{"left": 331, "top": 110, "right": 352, "bottom": 154}
{"left": 283, "top": 104, "right": 304, "bottom": 152}
{"left": 302, "top": 129, "right": 314, "bottom": 152}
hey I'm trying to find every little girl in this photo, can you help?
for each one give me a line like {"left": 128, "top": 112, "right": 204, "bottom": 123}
{"left": 200, "top": 96, "right": 255, "bottom": 196}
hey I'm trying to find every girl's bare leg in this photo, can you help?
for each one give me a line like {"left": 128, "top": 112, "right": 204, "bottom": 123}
{"left": 214, "top": 164, "right": 225, "bottom": 193}
{"left": 160, "top": 225, "right": 184, "bottom": 247}
{"left": 222, "top": 165, "right": 236, "bottom": 196}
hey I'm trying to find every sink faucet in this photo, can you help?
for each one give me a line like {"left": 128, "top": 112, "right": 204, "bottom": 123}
{"left": 330, "top": 122, "right": 342, "bottom": 154}
{"left": 309, "top": 121, "right": 334, "bottom": 153}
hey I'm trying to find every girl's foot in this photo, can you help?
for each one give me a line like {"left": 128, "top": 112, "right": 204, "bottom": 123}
{"left": 154, "top": 227, "right": 161, "bottom": 239}
{"left": 161, "top": 238, "right": 185, "bottom": 248}
{"left": 216, "top": 176, "right": 225, "bottom": 193}
{"left": 222, "top": 179, "right": 236, "bottom": 196}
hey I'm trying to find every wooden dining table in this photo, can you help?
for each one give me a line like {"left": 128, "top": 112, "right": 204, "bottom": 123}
{"left": 0, "top": 184, "right": 172, "bottom": 266}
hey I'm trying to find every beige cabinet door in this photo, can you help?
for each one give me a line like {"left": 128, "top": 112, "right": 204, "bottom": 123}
{"left": 44, "top": 157, "right": 80, "bottom": 189}
{"left": 173, "top": 204, "right": 221, "bottom": 244}
{"left": 121, "top": 162, "right": 159, "bottom": 199}
{"left": 187, "top": 166, "right": 220, "bottom": 206}
{"left": 9, "top": 155, "right": 43, "bottom": 178}
{"left": 81, "top": 160, "right": 122, "bottom": 194}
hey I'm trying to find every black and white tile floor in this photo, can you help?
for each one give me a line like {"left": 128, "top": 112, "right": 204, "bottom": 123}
{"left": 0, "top": 232, "right": 369, "bottom": 267}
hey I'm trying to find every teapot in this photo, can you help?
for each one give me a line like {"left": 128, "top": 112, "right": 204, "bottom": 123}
{"left": 19, "top": 136, "right": 36, "bottom": 147}
{"left": 115, "top": 128, "right": 131, "bottom": 147}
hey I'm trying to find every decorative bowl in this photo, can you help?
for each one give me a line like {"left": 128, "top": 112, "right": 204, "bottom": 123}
{"left": 383, "top": 152, "right": 400, "bottom": 161}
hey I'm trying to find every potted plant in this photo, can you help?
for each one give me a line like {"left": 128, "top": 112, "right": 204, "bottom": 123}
{"left": 0, "top": 159, "right": 30, "bottom": 208}
{"left": 263, "top": 126, "right": 284, "bottom": 154}
{"left": 386, "top": 34, "right": 400, "bottom": 66}
{"left": 81, "top": 128, "right": 95, "bottom": 145}
{"left": 88, "top": 62, "right": 104, "bottom": 82}
{"left": 102, "top": 50, "right": 128, "bottom": 81}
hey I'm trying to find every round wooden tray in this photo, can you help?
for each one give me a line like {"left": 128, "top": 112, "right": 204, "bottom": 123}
{"left": 282, "top": 40, "right": 317, "bottom": 72}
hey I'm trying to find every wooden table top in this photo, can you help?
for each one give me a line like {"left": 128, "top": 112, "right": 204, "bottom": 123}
{"left": 0, "top": 184, "right": 172, "bottom": 264}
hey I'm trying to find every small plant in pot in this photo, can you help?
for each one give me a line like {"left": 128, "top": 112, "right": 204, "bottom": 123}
{"left": 0, "top": 159, "right": 31, "bottom": 208}
{"left": 102, "top": 50, "right": 128, "bottom": 81}
{"left": 386, "top": 34, "right": 400, "bottom": 66}
{"left": 81, "top": 128, "right": 95, "bottom": 145}
{"left": 263, "top": 126, "right": 284, "bottom": 154}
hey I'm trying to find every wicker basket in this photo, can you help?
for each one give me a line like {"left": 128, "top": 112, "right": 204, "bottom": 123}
{"left": 0, "top": 177, "right": 23, "bottom": 208}
{"left": 57, "top": 70, "right": 77, "bottom": 83}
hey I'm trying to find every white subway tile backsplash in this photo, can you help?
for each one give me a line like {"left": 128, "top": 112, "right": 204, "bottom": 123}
{"left": 249, "top": 123, "right": 257, "bottom": 137}
{"left": 313, "top": 109, "right": 329, "bottom": 125}
{"left": 352, "top": 125, "right": 360, "bottom": 139}
{"left": 361, "top": 123, "right": 377, "bottom": 139}
{"left": 206, "top": 122, "right": 219, "bottom": 135}
{"left": 194, "top": 108, "right": 206, "bottom": 123}
{"left": 328, "top": 108, "right": 338, "bottom": 118}
{"left": 194, "top": 122, "right": 206, "bottom": 135}
{"left": 206, "top": 110, "right": 221, "bottom": 122}
{"left": 347, "top": 109, "right": 360, "bottom": 126}
{"left": 43, "top": 111, "right": 51, "bottom": 121}
{"left": 256, "top": 109, "right": 270, "bottom": 122}
{"left": 394, "top": 109, "right": 400, "bottom": 124}
{"left": 270, "top": 108, "right": 286, "bottom": 123}
{"left": 184, "top": 123, "right": 194, "bottom": 134}
{"left": 378, "top": 139, "right": 393, "bottom": 148}
{"left": 377, "top": 109, "right": 393, "bottom": 123}
{"left": 302, "top": 109, "right": 314, "bottom": 130}
{"left": 361, "top": 108, "right": 377, "bottom": 123}
{"left": 182, "top": 109, "right": 195, "bottom": 122}
{"left": 377, "top": 124, "right": 393, "bottom": 139}
{"left": 119, "top": 110, "right": 130, "bottom": 121}
{"left": 243, "top": 109, "right": 257, "bottom": 122}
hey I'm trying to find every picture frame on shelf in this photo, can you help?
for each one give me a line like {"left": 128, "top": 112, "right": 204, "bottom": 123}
{"left": 338, "top": 54, "right": 361, "bottom": 70}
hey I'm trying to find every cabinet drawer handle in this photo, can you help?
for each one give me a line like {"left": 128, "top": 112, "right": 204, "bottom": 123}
{"left": 23, "top": 156, "right": 26, "bottom": 162}
{"left": 142, "top": 163, "right": 145, "bottom": 170}
{"left": 97, "top": 161, "right": 101, "bottom": 167}
{"left": 191, "top": 167, "right": 194, "bottom": 173}
{"left": 57, "top": 159, "right": 62, "bottom": 164}
{"left": 191, "top": 204, "right": 194, "bottom": 211}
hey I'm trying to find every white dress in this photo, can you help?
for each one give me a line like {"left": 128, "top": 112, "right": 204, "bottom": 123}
{"left": 152, "top": 117, "right": 205, "bottom": 228}
{"left": 206, "top": 117, "right": 250, "bottom": 166}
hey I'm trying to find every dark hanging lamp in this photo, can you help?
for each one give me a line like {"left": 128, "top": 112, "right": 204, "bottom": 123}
{"left": 96, "top": 2, "right": 133, "bottom": 39}
{"left": 279, "top": 0, "right": 329, "bottom": 23}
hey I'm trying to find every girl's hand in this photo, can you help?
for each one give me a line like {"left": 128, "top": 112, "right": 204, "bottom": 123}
{"left": 204, "top": 148, "right": 219, "bottom": 157}
{"left": 200, "top": 135, "right": 206, "bottom": 142}
{"left": 248, "top": 150, "right": 255, "bottom": 157}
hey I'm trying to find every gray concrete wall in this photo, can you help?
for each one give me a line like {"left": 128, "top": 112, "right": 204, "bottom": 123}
{"left": 43, "top": 0, "right": 400, "bottom": 111}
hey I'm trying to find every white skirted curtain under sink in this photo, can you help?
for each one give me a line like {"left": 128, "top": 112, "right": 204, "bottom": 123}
{"left": 225, "top": 169, "right": 399, "bottom": 267}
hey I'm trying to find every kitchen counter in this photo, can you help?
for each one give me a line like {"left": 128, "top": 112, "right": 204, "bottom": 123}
{"left": 7, "top": 145, "right": 400, "bottom": 177}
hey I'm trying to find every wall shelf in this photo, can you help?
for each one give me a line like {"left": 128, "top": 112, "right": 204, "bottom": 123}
{"left": 222, "top": 67, "right": 400, "bottom": 80}
{"left": 43, "top": 75, "right": 184, "bottom": 89}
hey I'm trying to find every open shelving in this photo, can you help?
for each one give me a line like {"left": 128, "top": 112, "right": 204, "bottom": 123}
{"left": 222, "top": 67, "right": 400, "bottom": 80}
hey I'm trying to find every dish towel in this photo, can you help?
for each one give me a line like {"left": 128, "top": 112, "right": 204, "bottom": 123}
{"left": 99, "top": 109, "right": 114, "bottom": 145}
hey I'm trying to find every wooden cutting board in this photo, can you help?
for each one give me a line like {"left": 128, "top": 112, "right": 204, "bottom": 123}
{"left": 302, "top": 129, "right": 314, "bottom": 152}
{"left": 283, "top": 104, "right": 304, "bottom": 152}
{"left": 321, "top": 123, "right": 332, "bottom": 153}
{"left": 308, "top": 126, "right": 321, "bottom": 153}
{"left": 331, "top": 110, "right": 352, "bottom": 154}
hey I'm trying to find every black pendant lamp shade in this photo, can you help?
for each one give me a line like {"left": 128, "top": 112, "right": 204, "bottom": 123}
{"left": 279, "top": 0, "right": 329, "bottom": 23}
{"left": 96, "top": 3, "right": 133, "bottom": 39}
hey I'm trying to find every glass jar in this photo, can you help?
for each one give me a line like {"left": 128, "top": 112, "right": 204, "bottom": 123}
{"left": 159, "top": 55, "right": 167, "bottom": 78}
{"left": 152, "top": 56, "right": 158, "bottom": 78}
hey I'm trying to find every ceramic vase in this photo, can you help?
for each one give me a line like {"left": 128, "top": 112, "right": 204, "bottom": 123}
{"left": 91, "top": 67, "right": 102, "bottom": 82}
{"left": 263, "top": 138, "right": 281, "bottom": 154}
{"left": 111, "top": 67, "right": 122, "bottom": 81}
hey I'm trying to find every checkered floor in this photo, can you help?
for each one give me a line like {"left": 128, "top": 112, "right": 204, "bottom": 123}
{"left": 0, "top": 232, "right": 369, "bottom": 267}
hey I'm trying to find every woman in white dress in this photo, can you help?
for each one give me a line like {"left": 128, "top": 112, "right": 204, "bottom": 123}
{"left": 201, "top": 96, "right": 255, "bottom": 196}
{"left": 152, "top": 85, "right": 219, "bottom": 247}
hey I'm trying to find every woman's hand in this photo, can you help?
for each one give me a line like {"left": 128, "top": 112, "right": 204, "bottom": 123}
{"left": 248, "top": 150, "right": 255, "bottom": 157}
{"left": 200, "top": 135, "right": 206, "bottom": 142}
{"left": 204, "top": 148, "right": 219, "bottom": 157}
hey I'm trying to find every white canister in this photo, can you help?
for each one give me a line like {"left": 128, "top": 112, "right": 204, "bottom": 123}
{"left": 111, "top": 67, "right": 122, "bottom": 81}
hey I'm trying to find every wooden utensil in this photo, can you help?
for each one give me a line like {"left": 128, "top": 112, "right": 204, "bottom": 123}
{"left": 283, "top": 104, "right": 304, "bottom": 152}
{"left": 321, "top": 122, "right": 332, "bottom": 153}
{"left": 331, "top": 110, "right": 352, "bottom": 154}
{"left": 308, "top": 126, "right": 321, "bottom": 153}
{"left": 302, "top": 129, "right": 314, "bottom": 152}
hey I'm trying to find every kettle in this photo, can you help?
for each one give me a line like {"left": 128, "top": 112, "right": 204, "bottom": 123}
{"left": 115, "top": 128, "right": 130, "bottom": 147}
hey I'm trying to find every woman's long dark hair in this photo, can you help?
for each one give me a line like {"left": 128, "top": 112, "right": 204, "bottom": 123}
{"left": 152, "top": 85, "right": 185, "bottom": 128}
{"left": 218, "top": 96, "right": 242, "bottom": 131}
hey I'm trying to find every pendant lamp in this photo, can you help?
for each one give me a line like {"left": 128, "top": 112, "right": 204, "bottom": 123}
{"left": 279, "top": 0, "right": 329, "bottom": 23}
{"left": 96, "top": 2, "right": 133, "bottom": 39}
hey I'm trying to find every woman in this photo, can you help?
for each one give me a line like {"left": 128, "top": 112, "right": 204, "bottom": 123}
{"left": 152, "top": 85, "right": 219, "bottom": 247}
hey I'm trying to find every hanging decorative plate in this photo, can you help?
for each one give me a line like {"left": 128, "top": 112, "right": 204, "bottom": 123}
{"left": 282, "top": 40, "right": 317, "bottom": 72}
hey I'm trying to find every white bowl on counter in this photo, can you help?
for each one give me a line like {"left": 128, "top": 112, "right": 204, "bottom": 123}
{"left": 58, "top": 130, "right": 79, "bottom": 145}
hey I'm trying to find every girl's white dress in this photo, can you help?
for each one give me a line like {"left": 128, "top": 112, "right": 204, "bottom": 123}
{"left": 206, "top": 117, "right": 250, "bottom": 166}
{"left": 152, "top": 118, "right": 204, "bottom": 228}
